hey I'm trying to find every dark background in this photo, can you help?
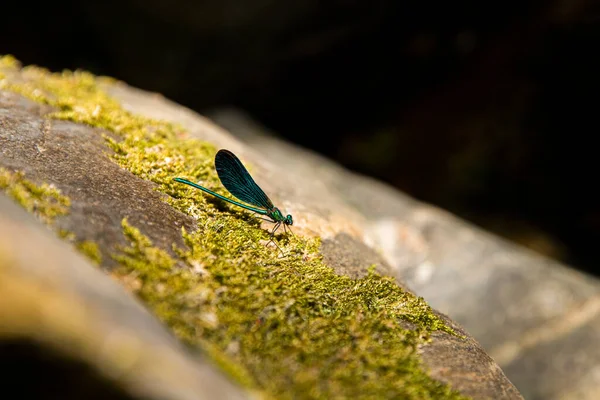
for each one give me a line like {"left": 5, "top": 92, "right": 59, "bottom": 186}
{"left": 2, "top": 0, "right": 598, "bottom": 277}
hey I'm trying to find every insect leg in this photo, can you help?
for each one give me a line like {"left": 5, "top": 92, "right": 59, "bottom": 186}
{"left": 265, "top": 222, "right": 284, "bottom": 254}
{"left": 270, "top": 239, "right": 284, "bottom": 255}
{"left": 270, "top": 221, "right": 282, "bottom": 239}
{"left": 286, "top": 225, "right": 295, "bottom": 237}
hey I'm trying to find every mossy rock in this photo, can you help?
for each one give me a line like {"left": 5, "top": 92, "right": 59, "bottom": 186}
{"left": 0, "top": 55, "right": 523, "bottom": 399}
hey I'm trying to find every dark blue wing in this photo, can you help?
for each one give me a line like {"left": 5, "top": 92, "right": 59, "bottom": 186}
{"left": 215, "top": 149, "right": 274, "bottom": 210}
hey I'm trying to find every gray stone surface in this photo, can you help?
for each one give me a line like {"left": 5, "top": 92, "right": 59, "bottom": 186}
{"left": 209, "top": 107, "right": 600, "bottom": 400}
{"left": 107, "top": 85, "right": 525, "bottom": 399}
{"left": 0, "top": 196, "right": 250, "bottom": 400}
{"left": 1, "top": 69, "right": 523, "bottom": 398}
{"left": 0, "top": 91, "right": 194, "bottom": 266}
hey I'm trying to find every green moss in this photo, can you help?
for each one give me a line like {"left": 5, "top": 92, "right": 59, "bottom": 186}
{"left": 58, "top": 229, "right": 77, "bottom": 241}
{"left": 112, "top": 218, "right": 258, "bottom": 390}
{"left": 1, "top": 60, "right": 147, "bottom": 133}
{"left": 76, "top": 240, "right": 103, "bottom": 266}
{"left": 0, "top": 168, "right": 101, "bottom": 265}
{"left": 0, "top": 168, "right": 70, "bottom": 224}
{"left": 58, "top": 229, "right": 104, "bottom": 267}
{"left": 1, "top": 56, "right": 469, "bottom": 399}
{"left": 112, "top": 218, "right": 465, "bottom": 399}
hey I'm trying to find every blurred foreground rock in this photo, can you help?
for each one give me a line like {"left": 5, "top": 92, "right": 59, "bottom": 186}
{"left": 209, "top": 108, "right": 600, "bottom": 400}
{"left": 1, "top": 63, "right": 522, "bottom": 399}
{"left": 0, "top": 195, "right": 249, "bottom": 400}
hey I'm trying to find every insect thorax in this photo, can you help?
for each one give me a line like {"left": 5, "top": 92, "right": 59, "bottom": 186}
{"left": 269, "top": 207, "right": 285, "bottom": 222}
